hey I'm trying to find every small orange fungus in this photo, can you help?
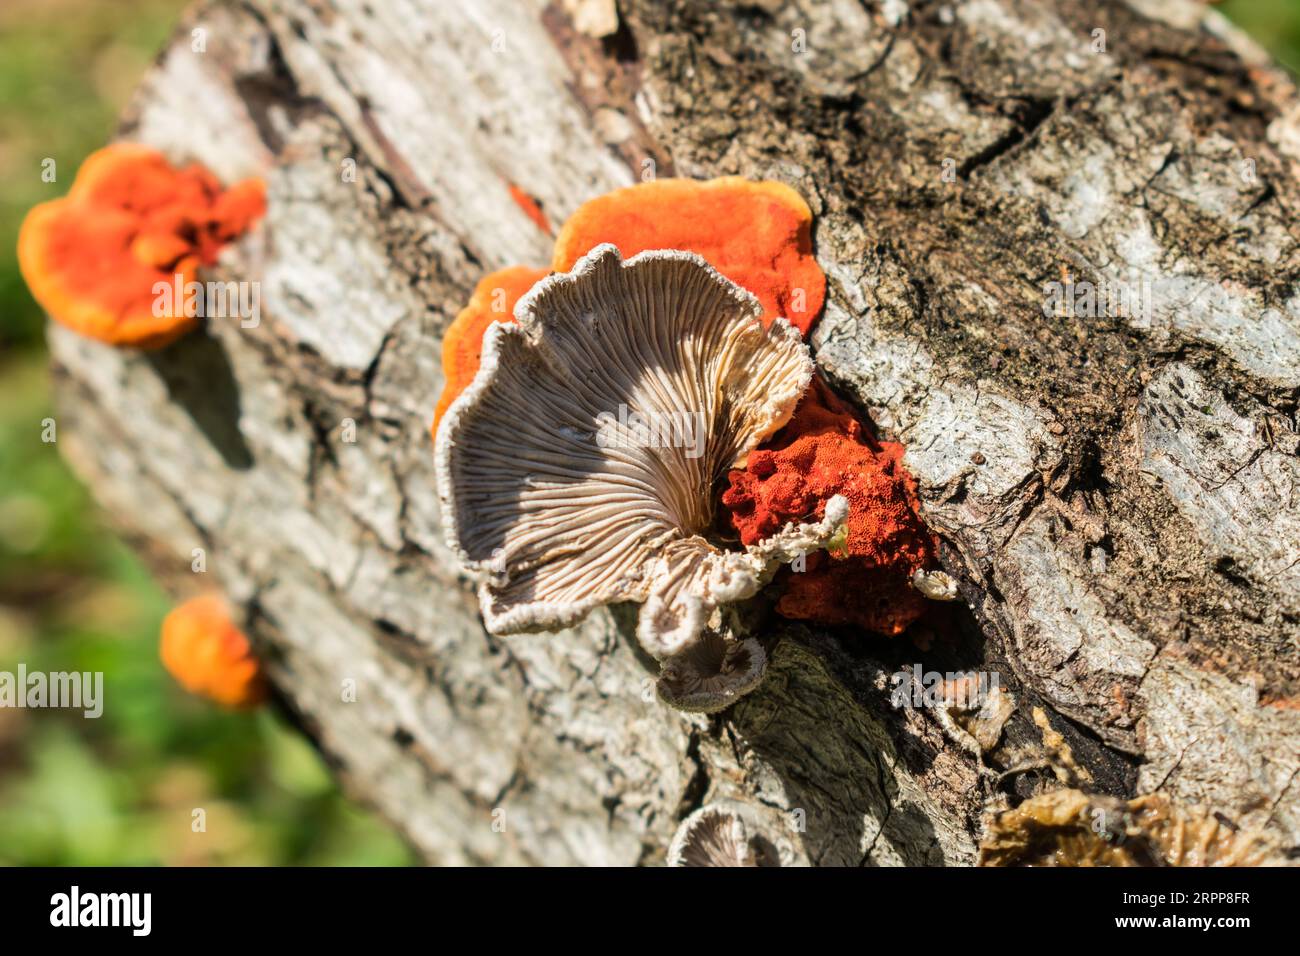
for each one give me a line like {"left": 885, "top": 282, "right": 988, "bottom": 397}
{"left": 17, "top": 143, "right": 266, "bottom": 348}
{"left": 552, "top": 177, "right": 824, "bottom": 334}
{"left": 721, "top": 379, "right": 938, "bottom": 636}
{"left": 508, "top": 183, "right": 553, "bottom": 234}
{"left": 160, "top": 593, "right": 267, "bottom": 709}
{"left": 432, "top": 265, "right": 550, "bottom": 430}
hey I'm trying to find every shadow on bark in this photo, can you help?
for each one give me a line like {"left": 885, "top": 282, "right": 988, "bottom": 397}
{"left": 146, "top": 326, "right": 253, "bottom": 470}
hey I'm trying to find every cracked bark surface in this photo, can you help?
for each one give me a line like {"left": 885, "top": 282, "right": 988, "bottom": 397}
{"left": 48, "top": 0, "right": 1299, "bottom": 864}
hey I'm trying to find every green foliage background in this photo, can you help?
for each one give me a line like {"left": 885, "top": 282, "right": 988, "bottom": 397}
{"left": 0, "top": 0, "right": 1294, "bottom": 866}
{"left": 0, "top": 0, "right": 411, "bottom": 866}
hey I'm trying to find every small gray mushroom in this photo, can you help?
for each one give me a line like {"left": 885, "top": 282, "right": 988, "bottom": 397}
{"left": 668, "top": 805, "right": 756, "bottom": 867}
{"left": 912, "top": 567, "right": 959, "bottom": 601}
{"left": 667, "top": 800, "right": 801, "bottom": 867}
{"left": 655, "top": 630, "right": 766, "bottom": 714}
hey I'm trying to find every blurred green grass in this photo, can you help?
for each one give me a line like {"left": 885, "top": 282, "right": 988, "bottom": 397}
{"left": 1220, "top": 0, "right": 1300, "bottom": 76}
{"left": 0, "top": 0, "right": 411, "bottom": 866}
{"left": 0, "top": 0, "right": 1295, "bottom": 867}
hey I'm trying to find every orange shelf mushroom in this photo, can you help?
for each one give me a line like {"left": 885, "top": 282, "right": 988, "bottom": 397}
{"left": 17, "top": 143, "right": 265, "bottom": 349}
{"left": 160, "top": 593, "right": 267, "bottom": 709}
{"left": 720, "top": 378, "right": 939, "bottom": 636}
{"left": 553, "top": 177, "right": 824, "bottom": 334}
{"left": 433, "top": 265, "right": 549, "bottom": 430}
{"left": 433, "top": 176, "right": 826, "bottom": 430}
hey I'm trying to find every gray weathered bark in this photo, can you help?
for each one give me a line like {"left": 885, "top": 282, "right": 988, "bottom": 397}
{"left": 49, "top": 0, "right": 1300, "bottom": 864}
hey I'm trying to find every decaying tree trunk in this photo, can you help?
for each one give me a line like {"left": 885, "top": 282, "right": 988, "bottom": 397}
{"left": 49, "top": 0, "right": 1300, "bottom": 864}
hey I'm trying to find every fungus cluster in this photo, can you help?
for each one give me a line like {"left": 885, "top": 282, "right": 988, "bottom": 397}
{"left": 720, "top": 378, "right": 944, "bottom": 636}
{"left": 160, "top": 593, "right": 267, "bottom": 709}
{"left": 436, "top": 244, "right": 848, "bottom": 706}
{"left": 435, "top": 176, "right": 951, "bottom": 710}
{"left": 18, "top": 143, "right": 265, "bottom": 348}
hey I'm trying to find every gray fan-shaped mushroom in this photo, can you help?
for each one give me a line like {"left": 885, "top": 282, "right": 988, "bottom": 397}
{"left": 655, "top": 629, "right": 767, "bottom": 713}
{"left": 435, "top": 244, "right": 846, "bottom": 687}
{"left": 667, "top": 800, "right": 803, "bottom": 866}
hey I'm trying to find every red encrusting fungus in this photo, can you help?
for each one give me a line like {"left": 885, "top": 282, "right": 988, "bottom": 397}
{"left": 17, "top": 143, "right": 266, "bottom": 349}
{"left": 551, "top": 177, "right": 825, "bottom": 335}
{"left": 160, "top": 593, "right": 267, "bottom": 709}
{"left": 721, "top": 379, "right": 938, "bottom": 636}
{"left": 508, "top": 183, "right": 553, "bottom": 235}
{"left": 432, "top": 265, "right": 550, "bottom": 430}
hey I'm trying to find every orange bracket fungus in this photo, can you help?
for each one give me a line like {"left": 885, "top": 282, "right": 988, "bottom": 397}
{"left": 431, "top": 176, "right": 826, "bottom": 429}
{"left": 552, "top": 176, "right": 824, "bottom": 335}
{"left": 160, "top": 593, "right": 267, "bottom": 709}
{"left": 432, "top": 265, "right": 549, "bottom": 429}
{"left": 436, "top": 244, "right": 847, "bottom": 709}
{"left": 720, "top": 378, "right": 944, "bottom": 636}
{"left": 18, "top": 143, "right": 265, "bottom": 349}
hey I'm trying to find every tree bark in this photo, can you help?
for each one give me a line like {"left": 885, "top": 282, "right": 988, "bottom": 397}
{"left": 49, "top": 0, "right": 1300, "bottom": 864}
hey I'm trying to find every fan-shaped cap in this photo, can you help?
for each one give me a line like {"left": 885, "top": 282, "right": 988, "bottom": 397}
{"left": 669, "top": 805, "right": 758, "bottom": 866}
{"left": 17, "top": 143, "right": 265, "bottom": 348}
{"left": 656, "top": 630, "right": 767, "bottom": 713}
{"left": 436, "top": 244, "right": 845, "bottom": 660}
{"left": 667, "top": 800, "right": 799, "bottom": 867}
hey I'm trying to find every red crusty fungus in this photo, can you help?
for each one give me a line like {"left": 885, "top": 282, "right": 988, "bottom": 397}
{"left": 432, "top": 265, "right": 549, "bottom": 429}
{"left": 17, "top": 143, "right": 265, "bottom": 349}
{"left": 552, "top": 176, "right": 825, "bottom": 335}
{"left": 720, "top": 378, "right": 939, "bottom": 636}
{"left": 160, "top": 593, "right": 267, "bottom": 710}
